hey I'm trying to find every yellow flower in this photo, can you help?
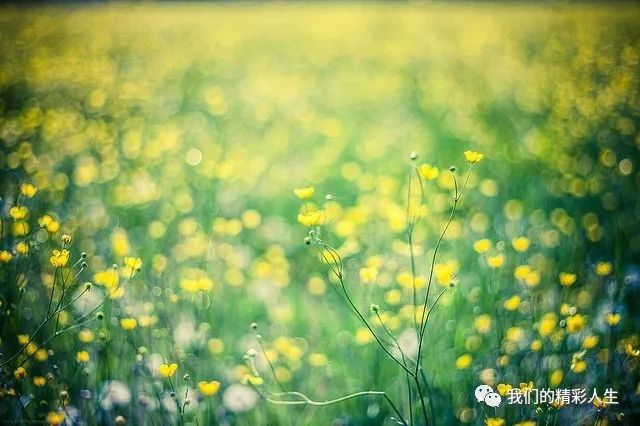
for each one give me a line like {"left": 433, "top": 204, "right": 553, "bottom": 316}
{"left": 514, "top": 422, "right": 536, "bottom": 426}
{"left": 582, "top": 335, "right": 599, "bottom": 349}
{"left": 0, "top": 250, "right": 12, "bottom": 263}
{"left": 538, "top": 313, "right": 557, "bottom": 337}
{"left": 464, "top": 150, "right": 484, "bottom": 164}
{"left": 530, "top": 339, "right": 542, "bottom": 351}
{"left": 94, "top": 269, "right": 119, "bottom": 288}
{"left": 504, "top": 295, "right": 521, "bottom": 311}
{"left": 293, "top": 186, "right": 314, "bottom": 199}
{"left": 18, "top": 334, "right": 30, "bottom": 345}
{"left": 419, "top": 164, "right": 439, "bottom": 180}
{"left": 9, "top": 205, "right": 28, "bottom": 220}
{"left": 514, "top": 265, "right": 531, "bottom": 280}
{"left": 124, "top": 256, "right": 142, "bottom": 270}
{"left": 566, "top": 314, "right": 585, "bottom": 333}
{"left": 485, "top": 418, "right": 505, "bottom": 426}
{"left": 120, "top": 318, "right": 137, "bottom": 330}
{"left": 559, "top": 272, "right": 577, "bottom": 287}
{"left": 20, "top": 183, "right": 38, "bottom": 198}
{"left": 78, "top": 329, "right": 95, "bottom": 343}
{"left": 455, "top": 354, "right": 472, "bottom": 369}
{"left": 39, "top": 215, "right": 60, "bottom": 233}
{"left": 512, "top": 236, "right": 530, "bottom": 252}
{"left": 549, "top": 369, "right": 563, "bottom": 387}
{"left": 355, "top": 327, "right": 375, "bottom": 345}
{"left": 595, "top": 262, "right": 612, "bottom": 276}
{"left": 50, "top": 249, "right": 70, "bottom": 267}
{"left": 297, "top": 210, "right": 322, "bottom": 227}
{"left": 12, "top": 221, "right": 29, "bottom": 237}
{"left": 474, "top": 314, "right": 492, "bottom": 334}
{"left": 571, "top": 359, "right": 587, "bottom": 373}
{"left": 198, "top": 380, "right": 221, "bottom": 396}
{"left": 524, "top": 270, "right": 541, "bottom": 288}
{"left": 15, "top": 241, "right": 29, "bottom": 254}
{"left": 33, "top": 376, "right": 46, "bottom": 387}
{"left": 76, "top": 350, "right": 90, "bottom": 363}
{"left": 497, "top": 383, "right": 512, "bottom": 396}
{"left": 46, "top": 411, "right": 65, "bottom": 426}
{"left": 14, "top": 367, "right": 26, "bottom": 380}
{"left": 606, "top": 313, "right": 621, "bottom": 326}
{"left": 473, "top": 239, "right": 491, "bottom": 254}
{"left": 61, "top": 234, "right": 72, "bottom": 244}
{"left": 359, "top": 267, "right": 378, "bottom": 284}
{"left": 35, "top": 348, "right": 48, "bottom": 362}
{"left": 158, "top": 363, "right": 178, "bottom": 378}
{"left": 486, "top": 254, "right": 504, "bottom": 268}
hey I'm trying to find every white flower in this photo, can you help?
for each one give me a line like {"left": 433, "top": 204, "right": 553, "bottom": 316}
{"left": 223, "top": 384, "right": 258, "bottom": 413}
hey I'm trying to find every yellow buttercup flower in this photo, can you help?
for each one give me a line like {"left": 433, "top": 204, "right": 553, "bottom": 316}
{"left": 9, "top": 205, "right": 28, "bottom": 220}
{"left": 511, "top": 236, "right": 530, "bottom": 252}
{"left": 12, "top": 221, "right": 29, "bottom": 237}
{"left": 485, "top": 418, "right": 505, "bottom": 426}
{"left": 566, "top": 314, "right": 585, "bottom": 333}
{"left": 519, "top": 381, "right": 534, "bottom": 393}
{"left": 33, "top": 376, "right": 46, "bottom": 387}
{"left": 419, "top": 164, "right": 439, "bottom": 180}
{"left": 504, "top": 295, "right": 521, "bottom": 311}
{"left": 455, "top": 354, "right": 472, "bottom": 369}
{"left": 359, "top": 267, "right": 378, "bottom": 283}
{"left": 582, "top": 335, "right": 599, "bottom": 349}
{"left": 297, "top": 210, "right": 322, "bottom": 227}
{"left": 50, "top": 249, "right": 70, "bottom": 267}
{"left": 14, "top": 366, "right": 26, "bottom": 380}
{"left": 473, "top": 239, "right": 491, "bottom": 254}
{"left": 158, "top": 363, "right": 178, "bottom": 378}
{"left": 20, "top": 183, "right": 38, "bottom": 198}
{"left": 76, "top": 350, "right": 90, "bottom": 363}
{"left": 474, "top": 314, "right": 492, "bottom": 334}
{"left": 497, "top": 383, "right": 512, "bottom": 396}
{"left": 244, "top": 374, "right": 264, "bottom": 385}
{"left": 486, "top": 254, "right": 504, "bottom": 268}
{"left": 120, "top": 318, "right": 137, "bottom": 330}
{"left": 46, "top": 411, "right": 65, "bottom": 426}
{"left": 571, "top": 359, "right": 587, "bottom": 373}
{"left": 606, "top": 312, "right": 621, "bottom": 326}
{"left": 549, "top": 369, "right": 563, "bottom": 387}
{"left": 124, "top": 256, "right": 142, "bottom": 270}
{"left": 293, "top": 186, "right": 314, "bottom": 199}
{"left": 538, "top": 313, "right": 557, "bottom": 337}
{"left": 198, "top": 380, "right": 221, "bottom": 396}
{"left": 15, "top": 241, "right": 29, "bottom": 254}
{"left": 464, "top": 150, "right": 484, "bottom": 164}
{"left": 559, "top": 272, "right": 577, "bottom": 287}
{"left": 595, "top": 262, "right": 612, "bottom": 276}
{"left": 0, "top": 250, "right": 12, "bottom": 263}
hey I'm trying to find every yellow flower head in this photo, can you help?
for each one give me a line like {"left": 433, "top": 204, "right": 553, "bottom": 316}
{"left": 566, "top": 314, "right": 585, "bottom": 333}
{"left": 293, "top": 186, "right": 314, "bottom": 199}
{"left": 50, "top": 249, "right": 70, "bottom": 268}
{"left": 519, "top": 381, "right": 534, "bottom": 393}
{"left": 582, "top": 335, "right": 599, "bottom": 349}
{"left": 455, "top": 354, "right": 472, "bottom": 369}
{"left": 595, "top": 262, "right": 612, "bottom": 276}
{"left": 571, "top": 359, "right": 587, "bottom": 373}
{"left": 124, "top": 256, "right": 143, "bottom": 270}
{"left": 46, "top": 411, "right": 65, "bottom": 426}
{"left": 559, "top": 272, "right": 577, "bottom": 287}
{"left": 159, "top": 363, "right": 178, "bottom": 378}
{"left": 198, "top": 380, "right": 221, "bottom": 396}
{"left": 244, "top": 374, "right": 264, "bottom": 386}
{"left": 606, "top": 312, "right": 621, "bottom": 326}
{"left": 485, "top": 418, "right": 505, "bottom": 426}
{"left": 419, "top": 164, "right": 439, "bottom": 180}
{"left": 511, "top": 236, "right": 530, "bottom": 252}
{"left": 464, "top": 150, "right": 484, "bottom": 164}
{"left": 473, "top": 239, "right": 492, "bottom": 254}
{"left": 20, "top": 183, "right": 38, "bottom": 198}
{"left": 504, "top": 295, "right": 521, "bottom": 311}
{"left": 76, "top": 350, "right": 90, "bottom": 363}
{"left": 297, "top": 210, "right": 322, "bottom": 227}
{"left": 120, "top": 318, "right": 137, "bottom": 330}
{"left": 33, "top": 376, "right": 46, "bottom": 387}
{"left": 497, "top": 383, "right": 512, "bottom": 396}
{"left": 9, "top": 205, "right": 29, "bottom": 220}
{"left": 14, "top": 366, "right": 26, "bottom": 380}
{"left": 486, "top": 254, "right": 505, "bottom": 269}
{"left": 0, "top": 250, "right": 12, "bottom": 263}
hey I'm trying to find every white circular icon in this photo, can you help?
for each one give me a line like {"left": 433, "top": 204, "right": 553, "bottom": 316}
{"left": 484, "top": 392, "right": 502, "bottom": 407}
{"left": 474, "top": 385, "right": 493, "bottom": 402}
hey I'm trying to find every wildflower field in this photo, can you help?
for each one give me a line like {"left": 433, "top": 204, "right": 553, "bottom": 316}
{"left": 1, "top": 3, "right": 640, "bottom": 425}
